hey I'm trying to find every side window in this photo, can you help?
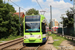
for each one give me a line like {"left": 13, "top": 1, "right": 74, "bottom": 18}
{"left": 42, "top": 23, "right": 46, "bottom": 34}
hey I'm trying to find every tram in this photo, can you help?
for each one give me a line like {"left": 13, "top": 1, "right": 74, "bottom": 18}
{"left": 23, "top": 15, "right": 49, "bottom": 43}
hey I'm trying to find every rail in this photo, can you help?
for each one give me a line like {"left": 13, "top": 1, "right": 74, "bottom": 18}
{"left": 0, "top": 37, "right": 23, "bottom": 50}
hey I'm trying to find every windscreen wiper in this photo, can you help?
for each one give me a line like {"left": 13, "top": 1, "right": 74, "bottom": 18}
{"left": 30, "top": 32, "right": 32, "bottom": 35}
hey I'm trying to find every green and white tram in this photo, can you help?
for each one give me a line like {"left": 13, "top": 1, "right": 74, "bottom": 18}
{"left": 23, "top": 15, "right": 49, "bottom": 43}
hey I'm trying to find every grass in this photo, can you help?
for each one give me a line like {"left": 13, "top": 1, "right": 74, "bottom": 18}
{"left": 0, "top": 42, "right": 2, "bottom": 43}
{"left": 50, "top": 33, "right": 66, "bottom": 49}
{"left": 0, "top": 35, "right": 23, "bottom": 43}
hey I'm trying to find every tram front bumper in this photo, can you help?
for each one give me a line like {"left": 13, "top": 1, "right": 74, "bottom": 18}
{"left": 24, "top": 39, "right": 42, "bottom": 43}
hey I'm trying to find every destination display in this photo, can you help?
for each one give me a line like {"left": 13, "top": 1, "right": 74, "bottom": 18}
{"left": 25, "top": 15, "right": 40, "bottom": 22}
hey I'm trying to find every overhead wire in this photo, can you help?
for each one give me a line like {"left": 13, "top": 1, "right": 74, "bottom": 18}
{"left": 9, "top": 0, "right": 26, "bottom": 11}
{"left": 36, "top": 0, "right": 49, "bottom": 25}
{"left": 9, "top": 0, "right": 46, "bottom": 14}
{"left": 36, "top": 0, "right": 43, "bottom": 10}
{"left": 36, "top": 0, "right": 46, "bottom": 15}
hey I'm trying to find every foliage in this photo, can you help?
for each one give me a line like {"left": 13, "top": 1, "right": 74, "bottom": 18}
{"left": 5, "top": 3, "right": 16, "bottom": 13}
{"left": 0, "top": 0, "right": 3, "bottom": 4}
{"left": 59, "top": 22, "right": 62, "bottom": 24}
{"left": 0, "top": 0, "right": 23, "bottom": 39}
{"left": 26, "top": 8, "right": 39, "bottom": 15}
{"left": 61, "top": 10, "right": 74, "bottom": 28}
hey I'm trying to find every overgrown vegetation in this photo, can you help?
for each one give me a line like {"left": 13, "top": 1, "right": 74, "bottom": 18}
{"left": 0, "top": 0, "right": 23, "bottom": 39}
{"left": 50, "top": 33, "right": 66, "bottom": 49}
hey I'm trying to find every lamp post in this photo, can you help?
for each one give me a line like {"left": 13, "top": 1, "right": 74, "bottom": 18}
{"left": 61, "top": 14, "right": 66, "bottom": 36}
{"left": 50, "top": 5, "right": 52, "bottom": 34}
{"left": 19, "top": 7, "right": 21, "bottom": 35}
{"left": 40, "top": 11, "right": 46, "bottom": 15}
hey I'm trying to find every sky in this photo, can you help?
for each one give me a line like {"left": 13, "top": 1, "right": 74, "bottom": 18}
{"left": 4, "top": 0, "right": 73, "bottom": 23}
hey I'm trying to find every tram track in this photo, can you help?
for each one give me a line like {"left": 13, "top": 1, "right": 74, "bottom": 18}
{"left": 19, "top": 43, "right": 52, "bottom": 50}
{"left": 20, "top": 45, "right": 40, "bottom": 50}
{"left": 0, "top": 37, "right": 23, "bottom": 50}
{"left": 19, "top": 36, "right": 51, "bottom": 50}
{"left": 0, "top": 36, "right": 53, "bottom": 50}
{"left": 0, "top": 37, "right": 23, "bottom": 46}
{"left": 0, "top": 41, "right": 52, "bottom": 50}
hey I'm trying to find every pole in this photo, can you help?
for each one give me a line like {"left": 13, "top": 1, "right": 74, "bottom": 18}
{"left": 19, "top": 7, "right": 21, "bottom": 35}
{"left": 61, "top": 14, "right": 65, "bottom": 36}
{"left": 50, "top": 5, "right": 52, "bottom": 34}
{"left": 62, "top": 15, "right": 64, "bottom": 36}
{"left": 62, "top": 20, "right": 64, "bottom": 35}
{"left": 73, "top": 0, "right": 75, "bottom": 36}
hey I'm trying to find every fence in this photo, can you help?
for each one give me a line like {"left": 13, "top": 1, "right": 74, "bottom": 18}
{"left": 57, "top": 27, "right": 75, "bottom": 36}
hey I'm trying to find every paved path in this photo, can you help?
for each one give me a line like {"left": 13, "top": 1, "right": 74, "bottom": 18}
{"left": 47, "top": 36, "right": 57, "bottom": 50}
{"left": 60, "top": 40, "right": 75, "bottom": 50}
{"left": 38, "top": 36, "right": 57, "bottom": 50}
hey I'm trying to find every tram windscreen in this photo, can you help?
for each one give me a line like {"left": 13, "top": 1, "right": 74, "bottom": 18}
{"left": 25, "top": 15, "right": 40, "bottom": 32}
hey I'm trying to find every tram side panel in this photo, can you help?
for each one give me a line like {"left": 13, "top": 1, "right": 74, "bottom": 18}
{"left": 42, "top": 23, "right": 47, "bottom": 43}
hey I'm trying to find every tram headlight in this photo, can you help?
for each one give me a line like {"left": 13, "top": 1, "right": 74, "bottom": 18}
{"left": 24, "top": 35, "right": 26, "bottom": 38}
{"left": 37, "top": 35, "right": 41, "bottom": 39}
{"left": 24, "top": 35, "right": 28, "bottom": 39}
{"left": 39, "top": 35, "right": 41, "bottom": 38}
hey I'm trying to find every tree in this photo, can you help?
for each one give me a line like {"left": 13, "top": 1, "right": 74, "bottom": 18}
{"left": 61, "top": 10, "right": 74, "bottom": 28}
{"left": 0, "top": 0, "right": 3, "bottom": 4}
{"left": 26, "top": 8, "right": 39, "bottom": 15}
{"left": 61, "top": 10, "right": 75, "bottom": 36}
{"left": 5, "top": 3, "right": 16, "bottom": 13}
{"left": 59, "top": 21, "right": 62, "bottom": 24}
{"left": 0, "top": 0, "right": 23, "bottom": 38}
